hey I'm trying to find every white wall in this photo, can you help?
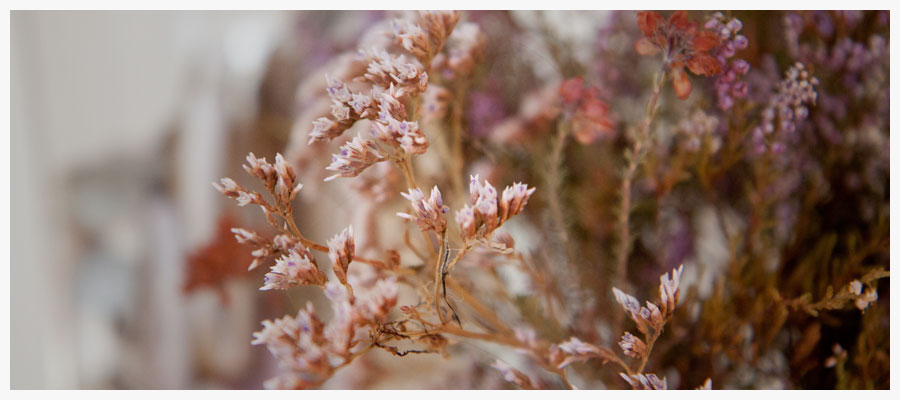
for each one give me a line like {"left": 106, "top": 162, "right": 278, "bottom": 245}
{"left": 10, "top": 11, "right": 289, "bottom": 389}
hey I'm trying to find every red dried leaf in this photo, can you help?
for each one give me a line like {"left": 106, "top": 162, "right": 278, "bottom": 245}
{"left": 686, "top": 53, "right": 721, "bottom": 76}
{"left": 183, "top": 214, "right": 255, "bottom": 303}
{"left": 637, "top": 11, "right": 664, "bottom": 37}
{"left": 668, "top": 10, "right": 690, "bottom": 31}
{"left": 692, "top": 31, "right": 720, "bottom": 52}
{"left": 559, "top": 77, "right": 585, "bottom": 106}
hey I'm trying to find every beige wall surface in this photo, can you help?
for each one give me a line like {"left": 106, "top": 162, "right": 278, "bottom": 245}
{"left": 10, "top": 11, "right": 289, "bottom": 389}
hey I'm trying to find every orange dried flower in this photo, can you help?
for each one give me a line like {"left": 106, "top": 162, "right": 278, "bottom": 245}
{"left": 182, "top": 214, "right": 254, "bottom": 302}
{"left": 559, "top": 77, "right": 615, "bottom": 144}
{"left": 635, "top": 11, "right": 721, "bottom": 99}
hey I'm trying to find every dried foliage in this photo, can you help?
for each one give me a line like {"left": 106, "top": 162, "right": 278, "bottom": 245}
{"left": 183, "top": 214, "right": 254, "bottom": 302}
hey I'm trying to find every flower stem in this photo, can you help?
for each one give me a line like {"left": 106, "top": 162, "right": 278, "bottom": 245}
{"left": 449, "top": 82, "right": 470, "bottom": 206}
{"left": 635, "top": 329, "right": 662, "bottom": 374}
{"left": 445, "top": 276, "right": 513, "bottom": 335}
{"left": 397, "top": 157, "right": 419, "bottom": 189}
{"left": 433, "top": 233, "right": 450, "bottom": 324}
{"left": 614, "top": 67, "right": 666, "bottom": 289}
{"left": 282, "top": 208, "right": 389, "bottom": 269}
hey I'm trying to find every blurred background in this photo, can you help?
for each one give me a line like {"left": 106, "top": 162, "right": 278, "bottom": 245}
{"left": 11, "top": 10, "right": 297, "bottom": 389}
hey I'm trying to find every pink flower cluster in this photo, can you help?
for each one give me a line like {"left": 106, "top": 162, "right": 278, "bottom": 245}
{"left": 370, "top": 91, "right": 429, "bottom": 155}
{"left": 620, "top": 373, "right": 667, "bottom": 390}
{"left": 324, "top": 135, "right": 384, "bottom": 181}
{"left": 752, "top": 62, "right": 819, "bottom": 154}
{"left": 457, "top": 175, "right": 536, "bottom": 243}
{"left": 311, "top": 11, "right": 461, "bottom": 180}
{"left": 261, "top": 246, "right": 327, "bottom": 290}
{"left": 548, "top": 337, "right": 610, "bottom": 369}
{"left": 392, "top": 11, "right": 460, "bottom": 63}
{"left": 491, "top": 360, "right": 537, "bottom": 389}
{"left": 251, "top": 278, "right": 399, "bottom": 389}
{"left": 214, "top": 153, "right": 302, "bottom": 210}
{"left": 327, "top": 226, "right": 355, "bottom": 286}
{"left": 706, "top": 13, "right": 750, "bottom": 110}
{"left": 612, "top": 265, "right": 683, "bottom": 334}
{"left": 397, "top": 186, "right": 449, "bottom": 234}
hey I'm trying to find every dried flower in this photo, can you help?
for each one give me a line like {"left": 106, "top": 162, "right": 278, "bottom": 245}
{"left": 231, "top": 229, "right": 272, "bottom": 272}
{"left": 274, "top": 153, "right": 301, "bottom": 201}
{"left": 355, "top": 277, "right": 399, "bottom": 323}
{"left": 706, "top": 13, "right": 750, "bottom": 109}
{"left": 309, "top": 116, "right": 351, "bottom": 143}
{"left": 473, "top": 178, "right": 499, "bottom": 232}
{"left": 325, "top": 135, "right": 385, "bottom": 181}
{"left": 307, "top": 77, "right": 378, "bottom": 144}
{"left": 620, "top": 373, "right": 667, "bottom": 390}
{"left": 327, "top": 226, "right": 355, "bottom": 285}
{"left": 371, "top": 91, "right": 429, "bottom": 155}
{"left": 514, "top": 327, "right": 539, "bottom": 351}
{"left": 232, "top": 227, "right": 264, "bottom": 245}
{"left": 618, "top": 332, "right": 647, "bottom": 359}
{"left": 491, "top": 360, "right": 536, "bottom": 389}
{"left": 222, "top": 153, "right": 301, "bottom": 209}
{"left": 499, "top": 182, "right": 537, "bottom": 224}
{"left": 360, "top": 50, "right": 428, "bottom": 93}
{"left": 612, "top": 287, "right": 642, "bottom": 315}
{"left": 460, "top": 175, "right": 535, "bottom": 241}
{"left": 854, "top": 286, "right": 878, "bottom": 311}
{"left": 392, "top": 19, "right": 429, "bottom": 59}
{"left": 613, "top": 265, "right": 682, "bottom": 333}
{"left": 213, "top": 178, "right": 260, "bottom": 207}
{"left": 695, "top": 378, "right": 712, "bottom": 390}
{"left": 678, "top": 110, "right": 720, "bottom": 152}
{"left": 251, "top": 303, "right": 332, "bottom": 388}
{"left": 658, "top": 264, "right": 683, "bottom": 317}
{"left": 322, "top": 282, "right": 357, "bottom": 356}
{"left": 265, "top": 374, "right": 322, "bottom": 391}
{"left": 848, "top": 280, "right": 863, "bottom": 296}
{"left": 752, "top": 62, "right": 818, "bottom": 154}
{"left": 456, "top": 205, "right": 477, "bottom": 242}
{"left": 308, "top": 48, "right": 428, "bottom": 146}
{"left": 242, "top": 152, "right": 275, "bottom": 183}
{"left": 397, "top": 186, "right": 449, "bottom": 233}
{"left": 393, "top": 11, "right": 460, "bottom": 63}
{"left": 183, "top": 215, "right": 255, "bottom": 301}
{"left": 635, "top": 11, "right": 721, "bottom": 99}
{"left": 549, "top": 337, "right": 606, "bottom": 369}
{"left": 214, "top": 10, "right": 889, "bottom": 391}
{"left": 261, "top": 247, "right": 328, "bottom": 290}
{"left": 825, "top": 343, "right": 848, "bottom": 368}
{"left": 559, "top": 77, "right": 615, "bottom": 144}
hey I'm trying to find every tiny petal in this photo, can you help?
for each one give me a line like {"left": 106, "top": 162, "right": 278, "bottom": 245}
{"left": 327, "top": 226, "right": 355, "bottom": 285}
{"left": 848, "top": 280, "right": 863, "bottom": 296}
{"left": 324, "top": 136, "right": 384, "bottom": 181}
{"left": 696, "top": 378, "right": 712, "bottom": 390}
{"left": 398, "top": 187, "right": 448, "bottom": 233}
{"left": 672, "top": 67, "right": 692, "bottom": 100}
{"left": 491, "top": 360, "right": 536, "bottom": 389}
{"left": 635, "top": 37, "right": 660, "bottom": 55}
